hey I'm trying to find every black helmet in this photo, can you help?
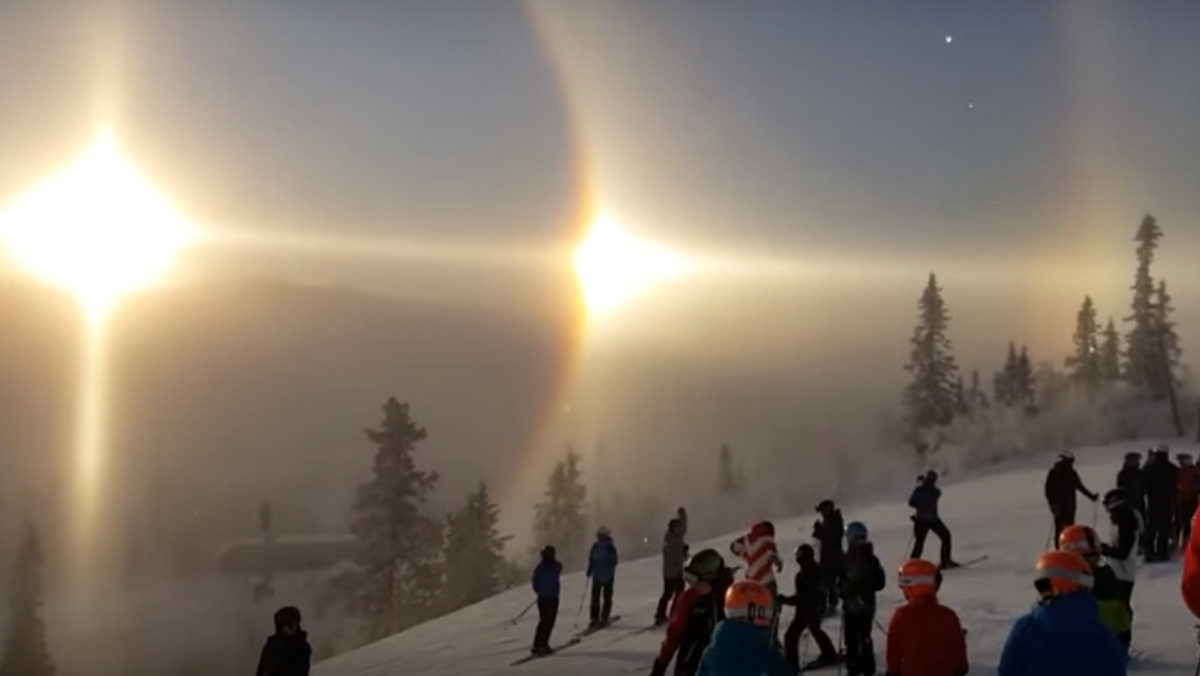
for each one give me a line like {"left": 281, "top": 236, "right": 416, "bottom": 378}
{"left": 274, "top": 606, "right": 301, "bottom": 630}
{"left": 794, "top": 543, "right": 815, "bottom": 561}
{"left": 815, "top": 499, "right": 835, "bottom": 513}
{"left": 1123, "top": 452, "right": 1141, "bottom": 463}
{"left": 540, "top": 545, "right": 556, "bottom": 560}
{"left": 685, "top": 548, "right": 725, "bottom": 581}
{"left": 1103, "top": 488, "right": 1127, "bottom": 510}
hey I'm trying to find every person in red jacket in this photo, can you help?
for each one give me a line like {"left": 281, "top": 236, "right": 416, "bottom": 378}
{"left": 1177, "top": 453, "right": 1198, "bottom": 548}
{"left": 885, "top": 559, "right": 968, "bottom": 676}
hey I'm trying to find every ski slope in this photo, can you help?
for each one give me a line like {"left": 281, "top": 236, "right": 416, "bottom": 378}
{"left": 315, "top": 442, "right": 1199, "bottom": 675}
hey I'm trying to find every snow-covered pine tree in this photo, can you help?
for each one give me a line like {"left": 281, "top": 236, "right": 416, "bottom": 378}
{"left": 0, "top": 522, "right": 55, "bottom": 676}
{"left": 966, "top": 369, "right": 989, "bottom": 410}
{"left": 1016, "top": 345, "right": 1036, "bottom": 407}
{"left": 1099, "top": 318, "right": 1122, "bottom": 382}
{"left": 532, "top": 449, "right": 588, "bottom": 570}
{"left": 1153, "top": 280, "right": 1183, "bottom": 396}
{"left": 442, "top": 481, "right": 509, "bottom": 611}
{"left": 954, "top": 376, "right": 968, "bottom": 414}
{"left": 1065, "top": 296, "right": 1101, "bottom": 388}
{"left": 902, "top": 273, "right": 960, "bottom": 451}
{"left": 993, "top": 342, "right": 1018, "bottom": 407}
{"left": 347, "top": 397, "right": 443, "bottom": 640}
{"left": 1124, "top": 214, "right": 1169, "bottom": 398}
{"left": 718, "top": 443, "right": 740, "bottom": 494}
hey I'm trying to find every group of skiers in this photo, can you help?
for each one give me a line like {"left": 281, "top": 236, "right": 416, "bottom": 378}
{"left": 518, "top": 445, "right": 1191, "bottom": 674}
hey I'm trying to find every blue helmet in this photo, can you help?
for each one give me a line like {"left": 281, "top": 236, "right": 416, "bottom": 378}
{"left": 845, "top": 521, "right": 868, "bottom": 542}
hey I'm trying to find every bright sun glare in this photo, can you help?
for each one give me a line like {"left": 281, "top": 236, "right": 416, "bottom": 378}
{"left": 572, "top": 213, "right": 688, "bottom": 317}
{"left": 0, "top": 131, "right": 193, "bottom": 318}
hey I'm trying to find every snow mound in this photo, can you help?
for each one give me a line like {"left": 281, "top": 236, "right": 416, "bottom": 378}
{"left": 316, "top": 441, "right": 1199, "bottom": 676}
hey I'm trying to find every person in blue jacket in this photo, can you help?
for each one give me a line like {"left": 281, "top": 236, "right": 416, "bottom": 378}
{"left": 698, "top": 580, "right": 793, "bottom": 676}
{"left": 587, "top": 526, "right": 620, "bottom": 628}
{"left": 998, "top": 550, "right": 1126, "bottom": 676}
{"left": 530, "top": 545, "right": 562, "bottom": 656}
{"left": 909, "top": 470, "right": 959, "bottom": 569}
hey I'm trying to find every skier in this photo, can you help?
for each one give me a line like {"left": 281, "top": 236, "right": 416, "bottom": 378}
{"left": 840, "top": 521, "right": 885, "bottom": 676}
{"left": 530, "top": 545, "right": 562, "bottom": 656}
{"left": 657, "top": 507, "right": 690, "bottom": 625}
{"left": 997, "top": 550, "right": 1126, "bottom": 676}
{"left": 908, "top": 471, "right": 959, "bottom": 569}
{"left": 587, "top": 526, "right": 619, "bottom": 628}
{"left": 884, "top": 559, "right": 968, "bottom": 676}
{"left": 651, "top": 549, "right": 735, "bottom": 676}
{"left": 696, "top": 580, "right": 792, "bottom": 676}
{"left": 1177, "top": 453, "right": 1198, "bottom": 550}
{"left": 1182, "top": 501, "right": 1200, "bottom": 619}
{"left": 1141, "top": 447, "right": 1178, "bottom": 562}
{"left": 255, "top": 606, "right": 312, "bottom": 676}
{"left": 813, "top": 499, "right": 846, "bottom": 614}
{"left": 779, "top": 543, "right": 838, "bottom": 671}
{"left": 1116, "top": 452, "right": 1147, "bottom": 554}
{"left": 1043, "top": 452, "right": 1098, "bottom": 541}
{"left": 1058, "top": 525, "right": 1128, "bottom": 646}
{"left": 1101, "top": 488, "right": 1142, "bottom": 649}
{"left": 729, "top": 521, "right": 783, "bottom": 641}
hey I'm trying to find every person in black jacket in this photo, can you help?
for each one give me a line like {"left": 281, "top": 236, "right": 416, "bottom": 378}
{"left": 908, "top": 470, "right": 959, "bottom": 568}
{"left": 780, "top": 544, "right": 838, "bottom": 671}
{"left": 1044, "top": 452, "right": 1098, "bottom": 540}
{"left": 840, "top": 522, "right": 885, "bottom": 676}
{"left": 256, "top": 606, "right": 311, "bottom": 676}
{"left": 813, "top": 499, "right": 846, "bottom": 614}
{"left": 1142, "top": 447, "right": 1179, "bottom": 562}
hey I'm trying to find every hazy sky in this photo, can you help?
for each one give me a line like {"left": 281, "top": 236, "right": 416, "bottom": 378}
{"left": 2, "top": 1, "right": 1200, "bottom": 494}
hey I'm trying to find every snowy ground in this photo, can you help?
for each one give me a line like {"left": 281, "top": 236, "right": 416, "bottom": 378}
{"left": 316, "top": 441, "right": 1200, "bottom": 676}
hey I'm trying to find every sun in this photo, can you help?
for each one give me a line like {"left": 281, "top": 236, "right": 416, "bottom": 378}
{"left": 0, "top": 131, "right": 194, "bottom": 319}
{"left": 572, "top": 213, "right": 688, "bottom": 317}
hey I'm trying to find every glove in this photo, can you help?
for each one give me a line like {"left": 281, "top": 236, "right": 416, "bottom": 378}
{"left": 650, "top": 659, "right": 668, "bottom": 676}
{"left": 775, "top": 558, "right": 784, "bottom": 572}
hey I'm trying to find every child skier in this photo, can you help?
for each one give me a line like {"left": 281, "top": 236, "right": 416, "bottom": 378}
{"left": 997, "top": 550, "right": 1126, "bottom": 676}
{"left": 696, "top": 580, "right": 792, "bottom": 676}
{"left": 1101, "top": 488, "right": 1142, "bottom": 649}
{"left": 530, "top": 545, "right": 562, "bottom": 656}
{"left": 780, "top": 544, "right": 838, "bottom": 671}
{"left": 255, "top": 606, "right": 312, "bottom": 676}
{"left": 730, "top": 521, "right": 783, "bottom": 641}
{"left": 840, "top": 521, "right": 885, "bottom": 676}
{"left": 1058, "top": 525, "right": 1129, "bottom": 647}
{"left": 651, "top": 549, "right": 735, "bottom": 676}
{"left": 884, "top": 559, "right": 968, "bottom": 676}
{"left": 587, "top": 526, "right": 619, "bottom": 628}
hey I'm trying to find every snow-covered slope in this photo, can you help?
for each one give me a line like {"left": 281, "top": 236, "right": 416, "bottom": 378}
{"left": 316, "top": 442, "right": 1199, "bottom": 676}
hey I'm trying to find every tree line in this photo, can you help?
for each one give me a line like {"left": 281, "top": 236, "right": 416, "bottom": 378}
{"left": 903, "top": 214, "right": 1185, "bottom": 456}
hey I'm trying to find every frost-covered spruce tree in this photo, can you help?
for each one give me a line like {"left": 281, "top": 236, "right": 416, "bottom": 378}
{"left": 902, "top": 273, "right": 960, "bottom": 452}
{"left": 967, "top": 369, "right": 989, "bottom": 410}
{"left": 1065, "top": 296, "right": 1101, "bottom": 388}
{"left": 348, "top": 397, "right": 443, "bottom": 639}
{"left": 533, "top": 449, "right": 588, "bottom": 570}
{"left": 1153, "top": 280, "right": 1183, "bottom": 396}
{"left": 0, "top": 522, "right": 55, "bottom": 676}
{"left": 993, "top": 342, "right": 1019, "bottom": 407}
{"left": 1123, "top": 214, "right": 1176, "bottom": 399}
{"left": 1099, "top": 318, "right": 1122, "bottom": 382}
{"left": 718, "top": 443, "right": 740, "bottom": 494}
{"left": 1015, "top": 345, "right": 1036, "bottom": 406}
{"left": 443, "top": 482, "right": 509, "bottom": 610}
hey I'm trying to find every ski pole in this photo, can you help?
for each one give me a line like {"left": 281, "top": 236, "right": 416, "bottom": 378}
{"left": 505, "top": 599, "right": 537, "bottom": 628}
{"left": 1093, "top": 500, "right": 1099, "bottom": 529}
{"left": 574, "top": 578, "right": 589, "bottom": 628}
{"left": 873, "top": 617, "right": 888, "bottom": 636}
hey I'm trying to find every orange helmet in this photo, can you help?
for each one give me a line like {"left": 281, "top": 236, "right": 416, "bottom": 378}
{"left": 1035, "top": 550, "right": 1092, "bottom": 596}
{"left": 1058, "top": 525, "right": 1100, "bottom": 557}
{"left": 724, "top": 580, "right": 774, "bottom": 627}
{"left": 898, "top": 559, "right": 940, "bottom": 600}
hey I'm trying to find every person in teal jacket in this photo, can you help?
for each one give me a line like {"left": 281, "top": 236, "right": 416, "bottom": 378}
{"left": 698, "top": 580, "right": 793, "bottom": 676}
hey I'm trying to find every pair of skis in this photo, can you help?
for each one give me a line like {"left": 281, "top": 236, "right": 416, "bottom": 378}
{"left": 509, "top": 615, "right": 622, "bottom": 666}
